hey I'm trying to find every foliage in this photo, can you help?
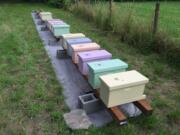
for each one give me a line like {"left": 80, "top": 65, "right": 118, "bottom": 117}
{"left": 114, "top": 0, "right": 180, "bottom": 1}
{"left": 47, "top": 0, "right": 72, "bottom": 8}
{"left": 0, "top": 3, "right": 179, "bottom": 134}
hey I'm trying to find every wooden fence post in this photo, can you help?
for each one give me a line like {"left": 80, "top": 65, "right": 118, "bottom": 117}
{"left": 153, "top": 2, "right": 160, "bottom": 35}
{"left": 109, "top": 0, "right": 113, "bottom": 26}
{"left": 75, "top": 0, "right": 80, "bottom": 5}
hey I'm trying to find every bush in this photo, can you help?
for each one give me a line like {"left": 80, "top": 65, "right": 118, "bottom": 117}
{"left": 48, "top": 0, "right": 72, "bottom": 8}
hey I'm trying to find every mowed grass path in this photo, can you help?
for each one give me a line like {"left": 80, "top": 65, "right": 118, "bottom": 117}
{"left": 0, "top": 3, "right": 179, "bottom": 135}
{"left": 115, "top": 2, "right": 180, "bottom": 43}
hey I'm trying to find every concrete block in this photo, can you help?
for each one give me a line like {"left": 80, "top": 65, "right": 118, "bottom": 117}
{"left": 79, "top": 93, "right": 104, "bottom": 114}
{"left": 56, "top": 49, "right": 69, "bottom": 59}
{"left": 37, "top": 20, "right": 45, "bottom": 25}
{"left": 35, "top": 14, "right": 40, "bottom": 19}
{"left": 40, "top": 26, "right": 48, "bottom": 31}
{"left": 48, "top": 40, "right": 59, "bottom": 46}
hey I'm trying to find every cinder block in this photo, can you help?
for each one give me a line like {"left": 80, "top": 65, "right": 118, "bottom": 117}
{"left": 35, "top": 15, "right": 40, "bottom": 19}
{"left": 37, "top": 20, "right": 45, "bottom": 25}
{"left": 79, "top": 93, "right": 104, "bottom": 114}
{"left": 56, "top": 49, "right": 69, "bottom": 59}
{"left": 48, "top": 40, "right": 58, "bottom": 46}
{"left": 40, "top": 26, "right": 48, "bottom": 31}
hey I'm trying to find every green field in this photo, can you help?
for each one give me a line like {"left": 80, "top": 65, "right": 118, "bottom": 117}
{"left": 114, "top": 2, "right": 180, "bottom": 43}
{"left": 0, "top": 3, "right": 179, "bottom": 135}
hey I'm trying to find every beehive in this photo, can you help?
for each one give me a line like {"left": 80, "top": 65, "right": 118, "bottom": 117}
{"left": 39, "top": 12, "right": 52, "bottom": 21}
{"left": 61, "top": 33, "right": 85, "bottom": 49}
{"left": 51, "top": 23, "right": 70, "bottom": 37}
{"left": 71, "top": 43, "right": 101, "bottom": 64}
{"left": 87, "top": 59, "right": 128, "bottom": 89}
{"left": 78, "top": 50, "right": 112, "bottom": 75}
{"left": 66, "top": 37, "right": 92, "bottom": 56}
{"left": 47, "top": 19, "right": 64, "bottom": 31}
{"left": 99, "top": 70, "right": 149, "bottom": 108}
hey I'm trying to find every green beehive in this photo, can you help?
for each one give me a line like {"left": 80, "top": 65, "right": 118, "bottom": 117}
{"left": 52, "top": 24, "right": 70, "bottom": 37}
{"left": 87, "top": 59, "right": 128, "bottom": 89}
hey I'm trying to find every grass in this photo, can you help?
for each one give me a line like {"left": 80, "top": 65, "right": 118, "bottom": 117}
{"left": 0, "top": 3, "right": 179, "bottom": 135}
{"left": 114, "top": 2, "right": 180, "bottom": 43}
{"left": 70, "top": 2, "right": 180, "bottom": 68}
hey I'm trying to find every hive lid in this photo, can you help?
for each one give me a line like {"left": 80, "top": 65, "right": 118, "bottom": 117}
{"left": 100, "top": 70, "right": 149, "bottom": 90}
{"left": 52, "top": 23, "right": 70, "bottom": 28}
{"left": 62, "top": 33, "right": 85, "bottom": 38}
{"left": 78, "top": 50, "right": 112, "bottom": 62}
{"left": 67, "top": 37, "right": 92, "bottom": 45}
{"left": 88, "top": 59, "right": 128, "bottom": 73}
{"left": 50, "top": 22, "right": 66, "bottom": 26}
{"left": 47, "top": 19, "right": 62, "bottom": 22}
{"left": 48, "top": 20, "right": 65, "bottom": 24}
{"left": 40, "top": 12, "right": 52, "bottom": 15}
{"left": 72, "top": 43, "right": 100, "bottom": 51}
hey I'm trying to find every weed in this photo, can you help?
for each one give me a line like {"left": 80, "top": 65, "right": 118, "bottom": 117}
{"left": 26, "top": 103, "right": 44, "bottom": 118}
{"left": 167, "top": 110, "right": 180, "bottom": 124}
{"left": 50, "top": 111, "right": 62, "bottom": 121}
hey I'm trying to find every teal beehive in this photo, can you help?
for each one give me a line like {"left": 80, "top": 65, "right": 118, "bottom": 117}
{"left": 52, "top": 24, "right": 70, "bottom": 37}
{"left": 87, "top": 59, "right": 128, "bottom": 89}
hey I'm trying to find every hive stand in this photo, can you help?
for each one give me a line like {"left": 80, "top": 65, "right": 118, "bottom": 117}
{"left": 134, "top": 99, "right": 153, "bottom": 115}
{"left": 37, "top": 13, "right": 153, "bottom": 126}
{"left": 40, "top": 25, "right": 48, "bottom": 31}
{"left": 56, "top": 49, "right": 70, "bottom": 59}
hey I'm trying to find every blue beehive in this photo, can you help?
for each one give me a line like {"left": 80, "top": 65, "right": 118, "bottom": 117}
{"left": 66, "top": 37, "right": 92, "bottom": 56}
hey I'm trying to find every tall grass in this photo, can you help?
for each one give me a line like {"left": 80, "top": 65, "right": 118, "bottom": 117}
{"left": 70, "top": 2, "right": 180, "bottom": 68}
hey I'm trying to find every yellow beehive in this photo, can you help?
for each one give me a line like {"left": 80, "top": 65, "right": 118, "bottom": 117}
{"left": 99, "top": 70, "right": 149, "bottom": 108}
{"left": 61, "top": 33, "right": 85, "bottom": 49}
{"left": 39, "top": 12, "right": 52, "bottom": 21}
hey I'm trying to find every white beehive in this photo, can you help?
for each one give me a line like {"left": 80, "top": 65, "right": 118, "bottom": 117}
{"left": 99, "top": 70, "right": 149, "bottom": 108}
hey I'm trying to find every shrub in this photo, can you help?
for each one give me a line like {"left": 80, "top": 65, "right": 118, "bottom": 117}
{"left": 48, "top": 0, "right": 72, "bottom": 8}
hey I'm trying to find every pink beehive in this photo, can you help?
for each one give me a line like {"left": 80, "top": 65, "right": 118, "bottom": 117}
{"left": 71, "top": 43, "right": 101, "bottom": 64}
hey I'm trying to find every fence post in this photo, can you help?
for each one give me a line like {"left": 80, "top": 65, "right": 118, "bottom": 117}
{"left": 76, "top": 0, "right": 80, "bottom": 6}
{"left": 109, "top": 0, "right": 113, "bottom": 26}
{"left": 153, "top": 2, "right": 160, "bottom": 35}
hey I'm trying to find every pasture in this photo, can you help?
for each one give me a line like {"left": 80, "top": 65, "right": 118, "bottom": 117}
{"left": 114, "top": 2, "right": 180, "bottom": 43}
{"left": 0, "top": 2, "right": 179, "bottom": 135}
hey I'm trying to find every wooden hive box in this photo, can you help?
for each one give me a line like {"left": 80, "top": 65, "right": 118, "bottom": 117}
{"left": 66, "top": 37, "right": 92, "bottom": 56}
{"left": 61, "top": 33, "right": 85, "bottom": 50}
{"left": 47, "top": 19, "right": 64, "bottom": 31}
{"left": 71, "top": 43, "right": 101, "bottom": 64}
{"left": 87, "top": 59, "right": 128, "bottom": 89}
{"left": 51, "top": 23, "right": 70, "bottom": 37}
{"left": 39, "top": 12, "right": 52, "bottom": 21}
{"left": 99, "top": 70, "right": 149, "bottom": 108}
{"left": 77, "top": 50, "right": 112, "bottom": 75}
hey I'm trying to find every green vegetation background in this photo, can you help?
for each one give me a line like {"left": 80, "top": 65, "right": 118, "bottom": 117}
{"left": 0, "top": 3, "right": 179, "bottom": 135}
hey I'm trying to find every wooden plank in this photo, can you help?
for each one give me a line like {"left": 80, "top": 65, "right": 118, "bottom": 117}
{"left": 109, "top": 107, "right": 127, "bottom": 125}
{"left": 110, "top": 107, "right": 126, "bottom": 120}
{"left": 134, "top": 99, "right": 153, "bottom": 115}
{"left": 95, "top": 90, "right": 127, "bottom": 125}
{"left": 84, "top": 75, "right": 88, "bottom": 80}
